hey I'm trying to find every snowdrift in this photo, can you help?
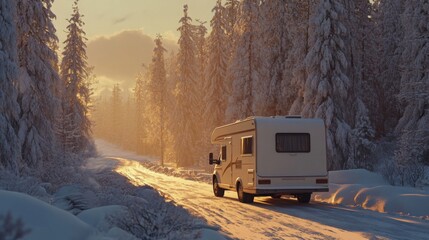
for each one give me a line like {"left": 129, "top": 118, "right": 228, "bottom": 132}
{"left": 314, "top": 169, "right": 429, "bottom": 218}
{"left": 0, "top": 190, "right": 93, "bottom": 240}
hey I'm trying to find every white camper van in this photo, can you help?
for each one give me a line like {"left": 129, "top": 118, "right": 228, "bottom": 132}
{"left": 209, "top": 116, "right": 329, "bottom": 203}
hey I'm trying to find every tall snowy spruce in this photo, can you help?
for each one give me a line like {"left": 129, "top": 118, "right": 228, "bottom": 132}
{"left": 226, "top": 0, "right": 267, "bottom": 121}
{"left": 174, "top": 5, "right": 199, "bottom": 167}
{"left": 378, "top": 0, "right": 403, "bottom": 133}
{"left": 60, "top": 0, "right": 94, "bottom": 154}
{"left": 302, "top": 0, "right": 352, "bottom": 170}
{"left": 204, "top": 0, "right": 228, "bottom": 136}
{"left": 394, "top": 0, "right": 429, "bottom": 184}
{"left": 259, "top": 0, "right": 292, "bottom": 115}
{"left": 149, "top": 35, "right": 167, "bottom": 165}
{"left": 0, "top": 0, "right": 22, "bottom": 173}
{"left": 16, "top": 0, "right": 61, "bottom": 169}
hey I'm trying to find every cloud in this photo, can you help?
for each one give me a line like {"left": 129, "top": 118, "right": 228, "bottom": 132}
{"left": 87, "top": 29, "right": 178, "bottom": 90}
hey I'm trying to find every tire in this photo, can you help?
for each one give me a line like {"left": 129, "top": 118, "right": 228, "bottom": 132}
{"left": 297, "top": 193, "right": 311, "bottom": 203}
{"left": 237, "top": 182, "right": 254, "bottom": 203}
{"left": 271, "top": 194, "right": 282, "bottom": 199}
{"left": 213, "top": 177, "right": 225, "bottom": 197}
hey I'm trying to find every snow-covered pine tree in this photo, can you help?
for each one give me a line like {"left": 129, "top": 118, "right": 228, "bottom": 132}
{"left": 225, "top": 0, "right": 267, "bottom": 121}
{"left": 164, "top": 51, "right": 179, "bottom": 164}
{"left": 204, "top": 0, "right": 228, "bottom": 131}
{"left": 224, "top": 0, "right": 241, "bottom": 59}
{"left": 60, "top": 0, "right": 94, "bottom": 154}
{"left": 287, "top": 0, "right": 315, "bottom": 115}
{"left": 302, "top": 0, "right": 352, "bottom": 170}
{"left": 134, "top": 70, "right": 146, "bottom": 155}
{"left": 110, "top": 84, "right": 123, "bottom": 146}
{"left": 149, "top": 35, "right": 167, "bottom": 165}
{"left": 378, "top": 0, "right": 403, "bottom": 133}
{"left": 340, "top": 0, "right": 376, "bottom": 169}
{"left": 174, "top": 5, "right": 199, "bottom": 167}
{"left": 394, "top": 0, "right": 429, "bottom": 180}
{"left": 259, "top": 0, "right": 292, "bottom": 115}
{"left": 0, "top": 0, "right": 22, "bottom": 173}
{"left": 16, "top": 0, "right": 60, "bottom": 169}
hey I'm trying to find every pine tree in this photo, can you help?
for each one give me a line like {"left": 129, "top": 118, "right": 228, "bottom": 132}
{"left": 60, "top": 0, "right": 94, "bottom": 154}
{"left": 110, "top": 84, "right": 123, "bottom": 145}
{"left": 134, "top": 70, "right": 146, "bottom": 155}
{"left": 204, "top": 0, "right": 228, "bottom": 131}
{"left": 394, "top": 0, "right": 429, "bottom": 179}
{"left": 224, "top": 0, "right": 241, "bottom": 59}
{"left": 259, "top": 0, "right": 292, "bottom": 115}
{"left": 302, "top": 0, "right": 352, "bottom": 170}
{"left": 0, "top": 0, "right": 22, "bottom": 173}
{"left": 174, "top": 5, "right": 199, "bottom": 167}
{"left": 16, "top": 0, "right": 60, "bottom": 168}
{"left": 149, "top": 35, "right": 167, "bottom": 165}
{"left": 288, "top": 0, "right": 315, "bottom": 115}
{"left": 225, "top": 0, "right": 267, "bottom": 121}
{"left": 378, "top": 0, "right": 403, "bottom": 133}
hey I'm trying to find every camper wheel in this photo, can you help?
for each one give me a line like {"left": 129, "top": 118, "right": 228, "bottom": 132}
{"left": 297, "top": 193, "right": 311, "bottom": 203}
{"left": 213, "top": 176, "right": 225, "bottom": 197}
{"left": 237, "top": 182, "right": 254, "bottom": 203}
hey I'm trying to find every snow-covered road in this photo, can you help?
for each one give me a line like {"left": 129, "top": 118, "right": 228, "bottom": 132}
{"left": 94, "top": 140, "right": 429, "bottom": 240}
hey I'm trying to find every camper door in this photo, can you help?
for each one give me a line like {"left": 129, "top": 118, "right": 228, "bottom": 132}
{"left": 219, "top": 141, "right": 233, "bottom": 188}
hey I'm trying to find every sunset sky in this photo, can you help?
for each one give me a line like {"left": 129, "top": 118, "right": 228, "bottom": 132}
{"left": 52, "top": 0, "right": 214, "bottom": 94}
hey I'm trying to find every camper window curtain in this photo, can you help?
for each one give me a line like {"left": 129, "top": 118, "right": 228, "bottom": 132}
{"left": 276, "top": 133, "right": 310, "bottom": 153}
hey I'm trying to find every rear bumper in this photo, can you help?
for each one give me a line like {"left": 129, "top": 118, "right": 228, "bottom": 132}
{"left": 247, "top": 187, "right": 329, "bottom": 196}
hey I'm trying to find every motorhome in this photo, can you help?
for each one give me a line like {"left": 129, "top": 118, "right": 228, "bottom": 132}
{"left": 209, "top": 116, "right": 329, "bottom": 203}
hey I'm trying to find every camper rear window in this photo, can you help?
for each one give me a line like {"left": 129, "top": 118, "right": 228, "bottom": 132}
{"left": 276, "top": 133, "right": 310, "bottom": 153}
{"left": 241, "top": 136, "right": 253, "bottom": 155}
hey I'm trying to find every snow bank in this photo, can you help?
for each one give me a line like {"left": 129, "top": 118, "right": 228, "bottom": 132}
{"left": 314, "top": 169, "right": 429, "bottom": 218}
{"left": 0, "top": 190, "right": 94, "bottom": 240}
{"left": 78, "top": 205, "right": 128, "bottom": 231}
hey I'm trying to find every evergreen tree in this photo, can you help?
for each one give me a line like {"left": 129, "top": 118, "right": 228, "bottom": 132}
{"left": 149, "top": 35, "right": 167, "bottom": 165}
{"left": 204, "top": 0, "right": 228, "bottom": 130}
{"left": 225, "top": 0, "right": 267, "bottom": 121}
{"left": 288, "top": 0, "right": 315, "bottom": 115}
{"left": 0, "top": 0, "right": 21, "bottom": 173}
{"left": 174, "top": 5, "right": 199, "bottom": 167}
{"left": 16, "top": 0, "right": 60, "bottom": 168}
{"left": 259, "top": 0, "right": 292, "bottom": 115}
{"left": 60, "top": 0, "right": 94, "bottom": 154}
{"left": 110, "top": 84, "right": 123, "bottom": 145}
{"left": 134, "top": 70, "right": 146, "bottom": 155}
{"left": 378, "top": 0, "right": 403, "bottom": 133}
{"left": 302, "top": 0, "right": 352, "bottom": 170}
{"left": 394, "top": 0, "right": 429, "bottom": 178}
{"left": 224, "top": 0, "right": 241, "bottom": 59}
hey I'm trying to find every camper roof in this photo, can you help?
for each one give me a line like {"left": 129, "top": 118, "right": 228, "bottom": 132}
{"left": 211, "top": 116, "right": 324, "bottom": 144}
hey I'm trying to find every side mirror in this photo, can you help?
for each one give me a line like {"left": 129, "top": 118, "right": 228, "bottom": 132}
{"left": 209, "top": 153, "right": 214, "bottom": 165}
{"left": 209, "top": 153, "right": 220, "bottom": 165}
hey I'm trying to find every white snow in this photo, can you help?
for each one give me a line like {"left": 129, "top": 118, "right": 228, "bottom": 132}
{"left": 0, "top": 190, "right": 94, "bottom": 240}
{"left": 314, "top": 169, "right": 429, "bottom": 217}
{"left": 77, "top": 205, "right": 128, "bottom": 231}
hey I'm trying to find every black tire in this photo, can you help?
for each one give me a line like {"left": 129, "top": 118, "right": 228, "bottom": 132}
{"left": 297, "top": 193, "right": 311, "bottom": 203}
{"left": 237, "top": 182, "right": 254, "bottom": 203}
{"left": 271, "top": 194, "right": 282, "bottom": 199}
{"left": 213, "top": 177, "right": 225, "bottom": 197}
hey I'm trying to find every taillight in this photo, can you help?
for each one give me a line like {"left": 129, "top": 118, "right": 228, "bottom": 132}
{"left": 258, "top": 179, "right": 271, "bottom": 185}
{"left": 316, "top": 178, "right": 328, "bottom": 184}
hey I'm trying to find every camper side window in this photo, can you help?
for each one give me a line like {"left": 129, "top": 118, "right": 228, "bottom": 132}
{"left": 276, "top": 133, "right": 310, "bottom": 153}
{"left": 241, "top": 136, "right": 253, "bottom": 155}
{"left": 221, "top": 145, "right": 227, "bottom": 161}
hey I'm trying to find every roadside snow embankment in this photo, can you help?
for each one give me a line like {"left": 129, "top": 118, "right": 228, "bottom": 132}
{"left": 314, "top": 169, "right": 429, "bottom": 218}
